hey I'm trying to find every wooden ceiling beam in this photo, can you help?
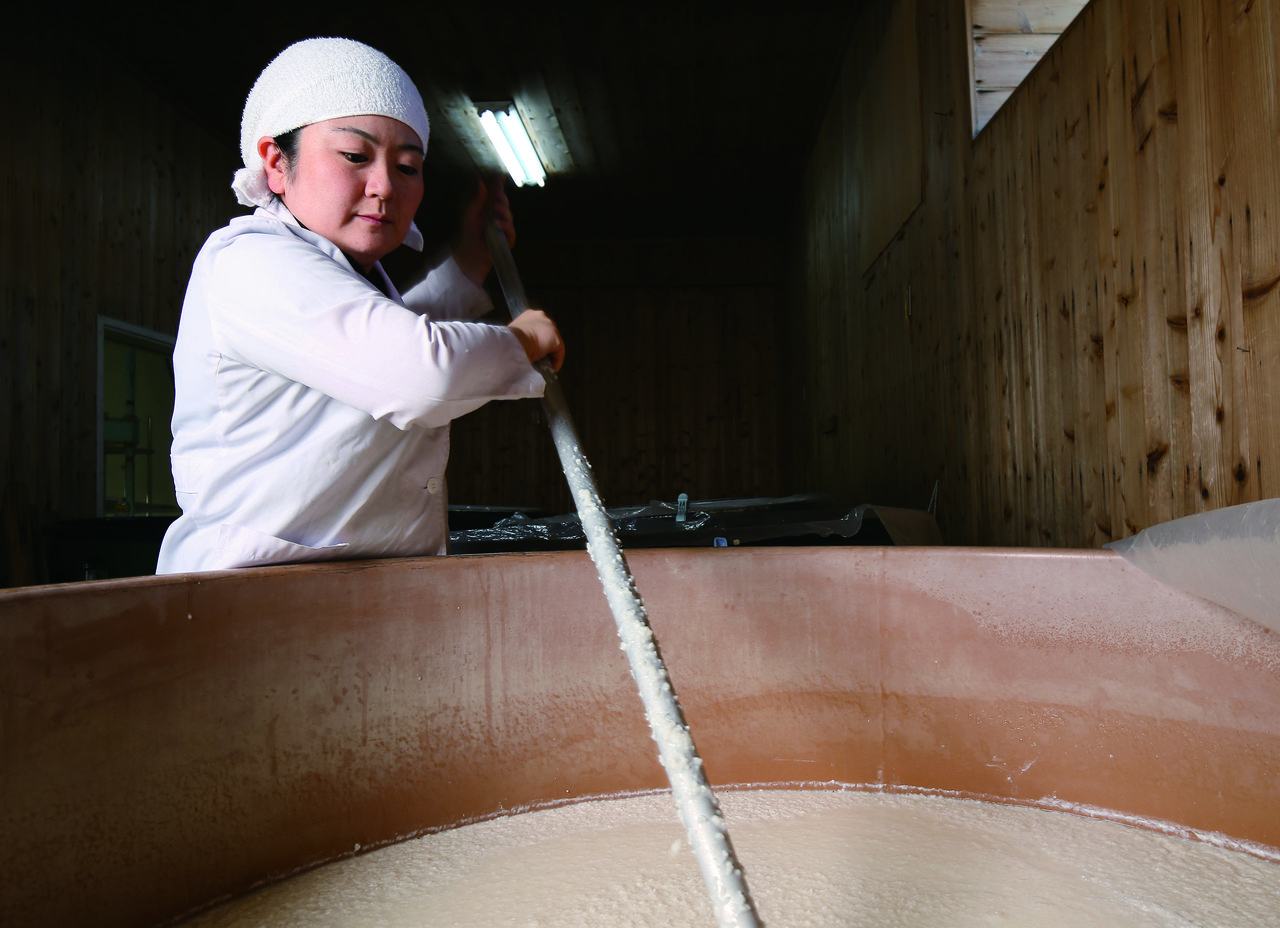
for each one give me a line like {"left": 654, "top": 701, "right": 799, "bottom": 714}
{"left": 970, "top": 0, "right": 1089, "bottom": 35}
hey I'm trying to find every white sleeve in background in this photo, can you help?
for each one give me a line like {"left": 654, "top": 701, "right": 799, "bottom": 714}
{"left": 401, "top": 254, "right": 496, "bottom": 321}
{"left": 207, "top": 233, "right": 543, "bottom": 430}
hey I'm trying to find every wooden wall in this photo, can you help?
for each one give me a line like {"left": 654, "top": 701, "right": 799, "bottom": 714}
{"left": 0, "top": 51, "right": 230, "bottom": 586}
{"left": 788, "top": 0, "right": 1280, "bottom": 546}
{"left": 447, "top": 237, "right": 784, "bottom": 513}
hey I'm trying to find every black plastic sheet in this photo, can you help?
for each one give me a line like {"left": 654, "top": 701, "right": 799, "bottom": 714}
{"left": 449, "top": 495, "right": 941, "bottom": 553}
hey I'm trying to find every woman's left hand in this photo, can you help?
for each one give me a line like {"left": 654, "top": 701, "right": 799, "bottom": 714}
{"left": 487, "top": 177, "right": 516, "bottom": 250}
{"left": 454, "top": 174, "right": 516, "bottom": 286}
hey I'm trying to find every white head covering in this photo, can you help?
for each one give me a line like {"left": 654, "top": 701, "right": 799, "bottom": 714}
{"left": 233, "top": 37, "right": 430, "bottom": 252}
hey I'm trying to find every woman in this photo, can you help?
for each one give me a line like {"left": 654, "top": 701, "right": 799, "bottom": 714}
{"left": 156, "top": 37, "right": 563, "bottom": 573}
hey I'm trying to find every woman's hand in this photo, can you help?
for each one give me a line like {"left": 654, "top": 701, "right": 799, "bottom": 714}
{"left": 486, "top": 178, "right": 516, "bottom": 250}
{"left": 454, "top": 175, "right": 515, "bottom": 286}
{"left": 509, "top": 309, "right": 565, "bottom": 372}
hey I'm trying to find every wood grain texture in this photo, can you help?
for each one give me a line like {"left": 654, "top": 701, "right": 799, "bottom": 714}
{"left": 788, "top": 0, "right": 1280, "bottom": 546}
{"left": 975, "top": 88, "right": 1016, "bottom": 126}
{"left": 972, "top": 0, "right": 1090, "bottom": 34}
{"left": 855, "top": 0, "right": 924, "bottom": 274}
{"left": 970, "top": 0, "right": 1090, "bottom": 132}
{"left": 446, "top": 237, "right": 785, "bottom": 514}
{"left": 973, "top": 33, "right": 1060, "bottom": 88}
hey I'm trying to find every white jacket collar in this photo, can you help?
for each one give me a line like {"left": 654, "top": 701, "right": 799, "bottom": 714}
{"left": 252, "top": 195, "right": 423, "bottom": 251}
{"left": 254, "top": 198, "right": 405, "bottom": 303}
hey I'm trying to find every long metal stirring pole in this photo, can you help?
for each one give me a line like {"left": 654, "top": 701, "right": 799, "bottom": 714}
{"left": 485, "top": 225, "right": 762, "bottom": 928}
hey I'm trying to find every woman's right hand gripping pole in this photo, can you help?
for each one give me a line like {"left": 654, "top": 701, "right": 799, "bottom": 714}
{"left": 509, "top": 309, "right": 565, "bottom": 372}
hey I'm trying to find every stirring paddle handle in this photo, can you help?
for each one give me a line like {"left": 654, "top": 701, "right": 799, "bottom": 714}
{"left": 485, "top": 224, "right": 762, "bottom": 928}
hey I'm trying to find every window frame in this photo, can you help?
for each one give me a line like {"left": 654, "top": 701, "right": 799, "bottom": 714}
{"left": 95, "top": 316, "right": 176, "bottom": 518}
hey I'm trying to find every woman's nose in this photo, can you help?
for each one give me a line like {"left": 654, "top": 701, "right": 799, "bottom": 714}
{"left": 367, "top": 162, "right": 393, "bottom": 199}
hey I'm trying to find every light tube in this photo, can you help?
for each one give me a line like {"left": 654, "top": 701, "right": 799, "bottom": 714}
{"left": 497, "top": 109, "right": 546, "bottom": 187}
{"left": 478, "top": 104, "right": 546, "bottom": 188}
{"left": 478, "top": 109, "right": 528, "bottom": 187}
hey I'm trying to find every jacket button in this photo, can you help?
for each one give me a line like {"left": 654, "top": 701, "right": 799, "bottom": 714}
{"left": 426, "top": 477, "right": 442, "bottom": 495}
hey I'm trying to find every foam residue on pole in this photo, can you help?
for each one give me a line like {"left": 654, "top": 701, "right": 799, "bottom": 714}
{"left": 484, "top": 224, "right": 762, "bottom": 928}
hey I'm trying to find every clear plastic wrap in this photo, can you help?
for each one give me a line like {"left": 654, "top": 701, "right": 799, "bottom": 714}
{"left": 1107, "top": 499, "right": 1280, "bottom": 635}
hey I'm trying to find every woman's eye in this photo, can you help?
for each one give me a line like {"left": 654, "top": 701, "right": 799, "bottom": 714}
{"left": 397, "top": 164, "right": 420, "bottom": 177}
{"left": 341, "top": 152, "right": 368, "bottom": 164}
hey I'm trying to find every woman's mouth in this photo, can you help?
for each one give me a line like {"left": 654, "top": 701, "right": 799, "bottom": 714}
{"left": 357, "top": 215, "right": 392, "bottom": 225}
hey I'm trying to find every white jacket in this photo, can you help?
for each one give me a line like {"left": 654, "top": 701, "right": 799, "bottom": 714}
{"left": 156, "top": 200, "right": 544, "bottom": 574}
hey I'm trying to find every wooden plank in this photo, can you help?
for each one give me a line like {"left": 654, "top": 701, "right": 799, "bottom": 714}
{"left": 855, "top": 0, "right": 923, "bottom": 274}
{"left": 1200, "top": 0, "right": 1252, "bottom": 510}
{"left": 2, "top": 60, "right": 34, "bottom": 580}
{"left": 973, "top": 33, "right": 1060, "bottom": 89}
{"left": 1146, "top": 0, "right": 1196, "bottom": 522}
{"left": 1129, "top": 0, "right": 1175, "bottom": 529}
{"left": 1101, "top": 0, "right": 1147, "bottom": 539}
{"left": 1069, "top": 4, "right": 1112, "bottom": 545}
{"left": 835, "top": 48, "right": 859, "bottom": 495}
{"left": 0, "top": 61, "right": 17, "bottom": 555}
{"left": 38, "top": 66, "right": 64, "bottom": 529}
{"left": 1225, "top": 0, "right": 1280, "bottom": 500}
{"left": 972, "top": 0, "right": 1090, "bottom": 35}
{"left": 1010, "top": 99, "right": 1039, "bottom": 543}
{"left": 806, "top": 97, "right": 842, "bottom": 492}
{"left": 422, "top": 82, "right": 495, "bottom": 175}
{"left": 514, "top": 72, "right": 576, "bottom": 176}
{"left": 1172, "top": 0, "right": 1228, "bottom": 512}
{"left": 1033, "top": 47, "right": 1077, "bottom": 544}
{"left": 975, "top": 88, "right": 1015, "bottom": 130}
{"left": 564, "top": 20, "right": 624, "bottom": 178}
{"left": 967, "top": 0, "right": 981, "bottom": 137}
{"left": 534, "top": 27, "right": 600, "bottom": 177}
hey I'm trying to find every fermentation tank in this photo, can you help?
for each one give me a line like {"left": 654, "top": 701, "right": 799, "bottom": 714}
{"left": 2, "top": 547, "right": 1277, "bottom": 925}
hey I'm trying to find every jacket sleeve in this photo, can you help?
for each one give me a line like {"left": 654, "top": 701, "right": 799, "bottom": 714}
{"left": 400, "top": 255, "right": 496, "bottom": 321}
{"left": 205, "top": 230, "right": 544, "bottom": 431}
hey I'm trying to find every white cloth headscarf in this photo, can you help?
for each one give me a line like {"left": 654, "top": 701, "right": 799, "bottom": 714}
{"left": 232, "top": 37, "right": 430, "bottom": 252}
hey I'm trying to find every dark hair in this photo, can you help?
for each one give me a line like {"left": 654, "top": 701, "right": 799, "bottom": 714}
{"left": 274, "top": 127, "right": 302, "bottom": 176}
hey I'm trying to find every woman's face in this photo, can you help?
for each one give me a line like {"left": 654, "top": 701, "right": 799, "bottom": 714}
{"left": 261, "top": 115, "right": 425, "bottom": 271}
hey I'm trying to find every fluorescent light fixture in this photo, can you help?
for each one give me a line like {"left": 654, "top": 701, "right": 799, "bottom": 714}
{"left": 498, "top": 109, "right": 546, "bottom": 187}
{"left": 478, "top": 104, "right": 546, "bottom": 187}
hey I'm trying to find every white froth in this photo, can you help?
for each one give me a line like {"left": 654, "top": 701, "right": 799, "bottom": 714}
{"left": 186, "top": 789, "right": 1280, "bottom": 927}
{"left": 566, "top": 448, "right": 756, "bottom": 925}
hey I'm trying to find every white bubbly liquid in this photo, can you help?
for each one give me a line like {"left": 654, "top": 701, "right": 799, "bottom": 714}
{"left": 189, "top": 790, "right": 1280, "bottom": 927}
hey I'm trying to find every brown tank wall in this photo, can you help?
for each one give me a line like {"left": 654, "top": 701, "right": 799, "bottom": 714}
{"left": 2, "top": 548, "right": 1277, "bottom": 926}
